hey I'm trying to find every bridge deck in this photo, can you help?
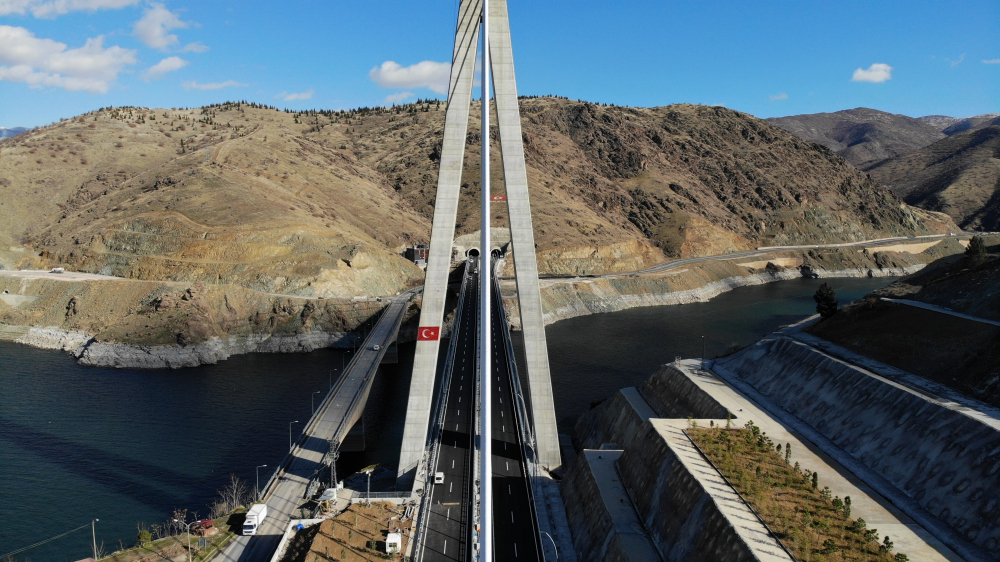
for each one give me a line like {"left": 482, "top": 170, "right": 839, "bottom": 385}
{"left": 216, "top": 296, "right": 411, "bottom": 562}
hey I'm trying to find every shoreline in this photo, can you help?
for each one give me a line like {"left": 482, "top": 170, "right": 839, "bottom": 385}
{"left": 0, "top": 265, "right": 919, "bottom": 369}
{"left": 527, "top": 265, "right": 922, "bottom": 328}
{"left": 0, "top": 324, "right": 362, "bottom": 369}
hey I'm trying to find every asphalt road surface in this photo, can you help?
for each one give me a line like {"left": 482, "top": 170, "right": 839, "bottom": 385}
{"left": 489, "top": 256, "right": 543, "bottom": 561}
{"left": 422, "top": 258, "right": 479, "bottom": 562}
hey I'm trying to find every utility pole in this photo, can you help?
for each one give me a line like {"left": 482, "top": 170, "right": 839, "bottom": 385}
{"left": 255, "top": 464, "right": 267, "bottom": 501}
{"left": 91, "top": 518, "right": 99, "bottom": 561}
{"left": 479, "top": 1, "right": 493, "bottom": 560}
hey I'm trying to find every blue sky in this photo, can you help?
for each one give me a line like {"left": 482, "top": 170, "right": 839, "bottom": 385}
{"left": 1, "top": 0, "right": 997, "bottom": 128}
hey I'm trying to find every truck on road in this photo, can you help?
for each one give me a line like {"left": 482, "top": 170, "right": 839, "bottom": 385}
{"left": 243, "top": 504, "right": 268, "bottom": 536}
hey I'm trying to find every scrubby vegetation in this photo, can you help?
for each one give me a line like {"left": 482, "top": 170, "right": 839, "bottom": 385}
{"left": 689, "top": 422, "right": 908, "bottom": 562}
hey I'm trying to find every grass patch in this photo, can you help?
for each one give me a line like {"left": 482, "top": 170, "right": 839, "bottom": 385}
{"left": 101, "top": 513, "right": 238, "bottom": 562}
{"left": 689, "top": 422, "right": 908, "bottom": 562}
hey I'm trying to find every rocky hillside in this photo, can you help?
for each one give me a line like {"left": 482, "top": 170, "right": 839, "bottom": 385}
{"left": 767, "top": 108, "right": 947, "bottom": 170}
{"left": 868, "top": 124, "right": 1000, "bottom": 231}
{"left": 0, "top": 99, "right": 956, "bottom": 296}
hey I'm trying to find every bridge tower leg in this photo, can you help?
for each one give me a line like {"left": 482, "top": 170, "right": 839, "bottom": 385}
{"left": 488, "top": 0, "right": 561, "bottom": 469}
{"left": 396, "top": 0, "right": 483, "bottom": 490}
{"left": 397, "top": 0, "right": 562, "bottom": 489}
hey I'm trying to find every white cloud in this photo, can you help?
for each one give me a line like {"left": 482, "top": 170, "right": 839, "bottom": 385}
{"left": 384, "top": 91, "right": 414, "bottom": 104}
{"left": 133, "top": 2, "right": 188, "bottom": 51}
{"left": 369, "top": 60, "right": 449, "bottom": 94}
{"left": 946, "top": 53, "right": 966, "bottom": 67}
{"left": 0, "top": 0, "right": 139, "bottom": 18}
{"left": 278, "top": 89, "right": 313, "bottom": 101}
{"left": 182, "top": 41, "right": 208, "bottom": 53}
{"left": 143, "top": 55, "right": 187, "bottom": 79}
{"left": 983, "top": 59, "right": 1000, "bottom": 64}
{"left": 181, "top": 79, "right": 246, "bottom": 90}
{"left": 0, "top": 25, "right": 136, "bottom": 93}
{"left": 769, "top": 92, "right": 788, "bottom": 101}
{"left": 852, "top": 63, "right": 893, "bottom": 83}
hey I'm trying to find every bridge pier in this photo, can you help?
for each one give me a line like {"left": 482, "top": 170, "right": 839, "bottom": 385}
{"left": 341, "top": 418, "right": 366, "bottom": 452}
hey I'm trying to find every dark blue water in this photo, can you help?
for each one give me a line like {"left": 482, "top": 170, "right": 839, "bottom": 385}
{"left": 0, "top": 275, "right": 892, "bottom": 560}
{"left": 0, "top": 345, "right": 413, "bottom": 562}
{"left": 544, "top": 276, "right": 894, "bottom": 432}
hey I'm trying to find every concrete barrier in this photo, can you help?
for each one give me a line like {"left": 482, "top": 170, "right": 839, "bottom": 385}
{"left": 716, "top": 336, "right": 1000, "bottom": 553}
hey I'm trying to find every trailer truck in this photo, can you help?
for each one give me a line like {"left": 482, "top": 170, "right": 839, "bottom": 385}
{"left": 243, "top": 504, "right": 268, "bottom": 536}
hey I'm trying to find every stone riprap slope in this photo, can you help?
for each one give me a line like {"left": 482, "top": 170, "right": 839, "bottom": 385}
{"left": 0, "top": 100, "right": 956, "bottom": 285}
{"left": 868, "top": 124, "right": 1000, "bottom": 231}
{"left": 768, "top": 108, "right": 948, "bottom": 170}
{"left": 715, "top": 336, "right": 1000, "bottom": 554}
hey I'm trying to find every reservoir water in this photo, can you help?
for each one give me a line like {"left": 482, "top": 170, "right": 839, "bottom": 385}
{"left": 0, "top": 275, "right": 892, "bottom": 560}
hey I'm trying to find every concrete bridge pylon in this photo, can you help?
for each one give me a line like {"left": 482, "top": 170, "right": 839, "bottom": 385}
{"left": 397, "top": 0, "right": 561, "bottom": 489}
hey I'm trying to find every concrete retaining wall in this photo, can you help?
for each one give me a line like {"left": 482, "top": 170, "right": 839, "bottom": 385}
{"left": 574, "top": 388, "right": 654, "bottom": 452}
{"left": 716, "top": 336, "right": 1000, "bottom": 552}
{"left": 639, "top": 365, "right": 731, "bottom": 420}
{"left": 560, "top": 453, "right": 632, "bottom": 562}
{"left": 575, "top": 366, "right": 732, "bottom": 453}
{"left": 617, "top": 421, "right": 767, "bottom": 561}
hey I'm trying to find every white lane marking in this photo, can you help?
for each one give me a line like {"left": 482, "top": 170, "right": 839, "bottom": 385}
{"left": 452, "top": 459, "right": 455, "bottom": 469}
{"left": 509, "top": 484, "right": 511, "bottom": 494}
{"left": 515, "top": 543, "right": 518, "bottom": 557}
{"left": 511, "top": 512, "right": 515, "bottom": 523}
{"left": 447, "top": 507, "right": 450, "bottom": 520}
{"left": 444, "top": 540, "right": 447, "bottom": 555}
{"left": 506, "top": 461, "right": 509, "bottom": 471}
{"left": 449, "top": 482, "right": 453, "bottom": 493}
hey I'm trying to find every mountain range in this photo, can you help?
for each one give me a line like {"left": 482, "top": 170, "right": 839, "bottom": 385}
{"left": 0, "top": 127, "right": 28, "bottom": 139}
{"left": 0, "top": 98, "right": 955, "bottom": 298}
{"left": 770, "top": 108, "right": 1000, "bottom": 231}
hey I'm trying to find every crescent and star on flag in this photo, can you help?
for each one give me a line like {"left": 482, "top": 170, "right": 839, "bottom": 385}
{"left": 418, "top": 327, "right": 440, "bottom": 341}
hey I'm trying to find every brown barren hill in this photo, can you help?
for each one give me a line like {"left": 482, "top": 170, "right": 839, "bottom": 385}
{"left": 868, "top": 122, "right": 1000, "bottom": 231}
{"left": 0, "top": 99, "right": 956, "bottom": 295}
{"left": 767, "top": 107, "right": 947, "bottom": 170}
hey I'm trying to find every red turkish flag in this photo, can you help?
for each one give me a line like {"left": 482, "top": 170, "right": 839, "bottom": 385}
{"left": 417, "top": 327, "right": 440, "bottom": 341}
{"left": 491, "top": 194, "right": 507, "bottom": 202}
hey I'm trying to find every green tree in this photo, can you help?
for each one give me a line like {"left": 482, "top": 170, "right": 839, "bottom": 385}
{"left": 814, "top": 283, "right": 838, "bottom": 319}
{"left": 136, "top": 529, "right": 152, "bottom": 547}
{"left": 880, "top": 535, "right": 894, "bottom": 553}
{"left": 821, "top": 539, "right": 838, "bottom": 554}
{"left": 844, "top": 496, "right": 852, "bottom": 518}
{"left": 966, "top": 235, "right": 987, "bottom": 261}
